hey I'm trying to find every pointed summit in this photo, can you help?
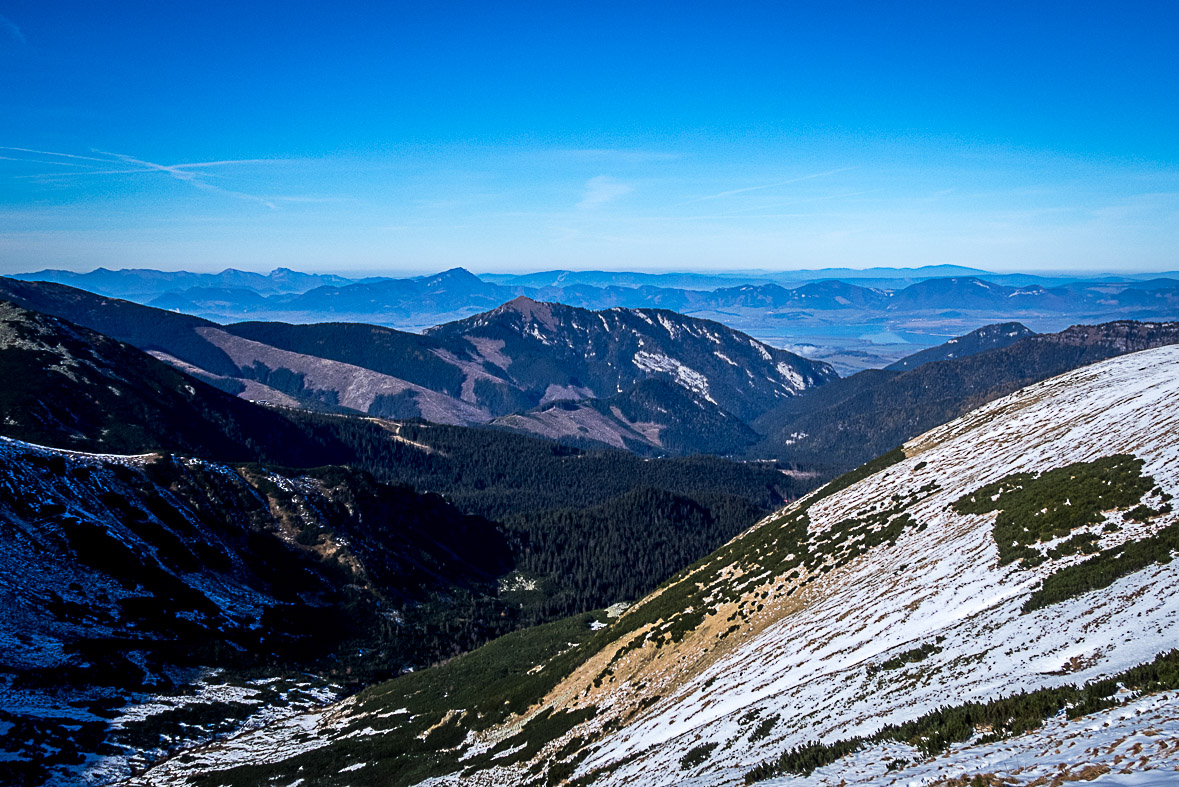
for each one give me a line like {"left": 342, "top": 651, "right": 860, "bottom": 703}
{"left": 502, "top": 294, "right": 538, "bottom": 309}
{"left": 430, "top": 266, "right": 482, "bottom": 283}
{"left": 497, "top": 295, "right": 557, "bottom": 328}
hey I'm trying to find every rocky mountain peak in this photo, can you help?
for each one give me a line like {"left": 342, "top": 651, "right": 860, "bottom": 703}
{"left": 496, "top": 295, "right": 559, "bottom": 329}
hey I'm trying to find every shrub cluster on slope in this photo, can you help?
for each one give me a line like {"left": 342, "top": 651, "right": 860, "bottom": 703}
{"left": 744, "top": 648, "right": 1179, "bottom": 783}
{"left": 950, "top": 455, "right": 1179, "bottom": 612}
{"left": 952, "top": 454, "right": 1159, "bottom": 565}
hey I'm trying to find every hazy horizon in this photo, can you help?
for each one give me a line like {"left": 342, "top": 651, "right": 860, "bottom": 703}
{"left": 6, "top": 262, "right": 1178, "bottom": 280}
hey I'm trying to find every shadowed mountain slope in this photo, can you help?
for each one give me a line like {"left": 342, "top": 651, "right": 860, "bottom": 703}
{"left": 884, "top": 321, "right": 1035, "bottom": 371}
{"left": 754, "top": 320, "right": 1179, "bottom": 471}
{"left": 0, "top": 277, "right": 239, "bottom": 376}
{"left": 0, "top": 438, "right": 512, "bottom": 785}
{"left": 0, "top": 300, "right": 350, "bottom": 464}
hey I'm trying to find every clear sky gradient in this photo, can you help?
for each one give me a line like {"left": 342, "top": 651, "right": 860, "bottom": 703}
{"left": 1, "top": 1, "right": 1176, "bottom": 274}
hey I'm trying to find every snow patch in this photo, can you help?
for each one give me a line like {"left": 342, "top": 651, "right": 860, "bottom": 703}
{"left": 775, "top": 362, "right": 805, "bottom": 390}
{"left": 632, "top": 351, "right": 716, "bottom": 404}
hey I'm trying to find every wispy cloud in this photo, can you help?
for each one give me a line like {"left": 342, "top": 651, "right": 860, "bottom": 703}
{"left": 1, "top": 147, "right": 281, "bottom": 208}
{"left": 559, "top": 148, "right": 682, "bottom": 164}
{"left": 0, "top": 13, "right": 25, "bottom": 45}
{"left": 97, "top": 151, "right": 274, "bottom": 177}
{"left": 577, "top": 175, "right": 632, "bottom": 209}
{"left": 687, "top": 167, "right": 857, "bottom": 203}
{"left": 271, "top": 195, "right": 356, "bottom": 204}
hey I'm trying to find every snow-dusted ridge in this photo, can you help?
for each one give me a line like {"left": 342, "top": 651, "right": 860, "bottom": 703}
{"left": 127, "top": 344, "right": 1179, "bottom": 786}
{"left": 0, "top": 434, "right": 162, "bottom": 463}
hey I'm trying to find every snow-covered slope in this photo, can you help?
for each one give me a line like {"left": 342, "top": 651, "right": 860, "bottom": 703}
{"left": 571, "top": 344, "right": 1179, "bottom": 785}
{"left": 127, "top": 344, "right": 1179, "bottom": 787}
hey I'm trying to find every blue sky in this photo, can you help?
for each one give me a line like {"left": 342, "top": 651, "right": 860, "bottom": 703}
{"left": 1, "top": 1, "right": 1176, "bottom": 274}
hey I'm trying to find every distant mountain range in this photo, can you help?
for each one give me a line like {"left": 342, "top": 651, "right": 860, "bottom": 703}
{"left": 6, "top": 264, "right": 1004, "bottom": 298}
{"left": 22, "top": 263, "right": 1178, "bottom": 298}
{"left": 11, "top": 267, "right": 1179, "bottom": 333}
{"left": 9, "top": 265, "right": 357, "bottom": 299}
{"left": 479, "top": 264, "right": 999, "bottom": 289}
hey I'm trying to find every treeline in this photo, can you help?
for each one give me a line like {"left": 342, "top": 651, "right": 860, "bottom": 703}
{"left": 502, "top": 487, "right": 765, "bottom": 620}
{"left": 303, "top": 414, "right": 800, "bottom": 519}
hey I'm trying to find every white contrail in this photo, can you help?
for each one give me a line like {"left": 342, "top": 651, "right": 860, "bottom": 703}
{"left": 2, "top": 147, "right": 280, "bottom": 208}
